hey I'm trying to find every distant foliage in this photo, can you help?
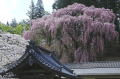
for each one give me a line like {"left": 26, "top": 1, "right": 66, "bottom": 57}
{"left": 35, "top": 0, "right": 45, "bottom": 18}
{"left": 24, "top": 3, "right": 118, "bottom": 62}
{"left": 0, "top": 24, "right": 12, "bottom": 33}
{"left": 6, "top": 21, "right": 9, "bottom": 26}
{"left": 27, "top": 0, "right": 36, "bottom": 20}
{"left": 0, "top": 23, "right": 29, "bottom": 35}
{"left": 10, "top": 18, "right": 18, "bottom": 27}
{"left": 27, "top": 0, "right": 45, "bottom": 20}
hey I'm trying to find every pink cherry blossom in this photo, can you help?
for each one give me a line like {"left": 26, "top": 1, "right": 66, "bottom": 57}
{"left": 24, "top": 3, "right": 118, "bottom": 62}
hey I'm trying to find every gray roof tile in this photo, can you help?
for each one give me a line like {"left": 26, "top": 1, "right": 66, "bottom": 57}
{"left": 65, "top": 61, "right": 120, "bottom": 69}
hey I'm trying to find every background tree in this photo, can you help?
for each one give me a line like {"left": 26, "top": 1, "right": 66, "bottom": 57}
{"left": 34, "top": 0, "right": 45, "bottom": 18}
{"left": 24, "top": 3, "right": 118, "bottom": 63}
{"left": 27, "top": 0, "right": 36, "bottom": 20}
{"left": 27, "top": 0, "right": 45, "bottom": 20}
{"left": 10, "top": 18, "right": 17, "bottom": 27}
{"left": 6, "top": 21, "right": 9, "bottom": 26}
{"left": 19, "top": 19, "right": 29, "bottom": 25}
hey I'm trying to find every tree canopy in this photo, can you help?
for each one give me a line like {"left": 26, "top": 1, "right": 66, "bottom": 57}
{"left": 27, "top": 0, "right": 45, "bottom": 20}
{"left": 24, "top": 3, "right": 118, "bottom": 62}
{"left": 10, "top": 18, "right": 17, "bottom": 27}
{"left": 53, "top": 0, "right": 120, "bottom": 35}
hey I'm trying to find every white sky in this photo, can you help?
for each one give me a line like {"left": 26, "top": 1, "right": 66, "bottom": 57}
{"left": 0, "top": 0, "right": 55, "bottom": 24}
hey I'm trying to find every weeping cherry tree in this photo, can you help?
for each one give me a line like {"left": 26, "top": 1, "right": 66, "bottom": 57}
{"left": 24, "top": 3, "right": 118, "bottom": 62}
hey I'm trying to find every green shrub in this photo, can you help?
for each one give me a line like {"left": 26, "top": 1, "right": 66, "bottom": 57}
{"left": 0, "top": 23, "right": 30, "bottom": 35}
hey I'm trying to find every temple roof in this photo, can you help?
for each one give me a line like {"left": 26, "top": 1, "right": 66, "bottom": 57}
{"left": 0, "top": 41, "right": 75, "bottom": 78}
{"left": 66, "top": 61, "right": 120, "bottom": 69}
{"left": 65, "top": 61, "right": 120, "bottom": 76}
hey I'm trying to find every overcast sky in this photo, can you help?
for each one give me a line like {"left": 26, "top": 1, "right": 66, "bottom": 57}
{"left": 0, "top": 0, "right": 55, "bottom": 24}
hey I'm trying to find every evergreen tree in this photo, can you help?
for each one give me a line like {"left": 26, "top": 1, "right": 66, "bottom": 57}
{"left": 10, "top": 18, "right": 17, "bottom": 27}
{"left": 19, "top": 20, "right": 29, "bottom": 25}
{"left": 34, "top": 0, "right": 45, "bottom": 18}
{"left": 27, "top": 0, "right": 36, "bottom": 20}
{"left": 6, "top": 21, "right": 9, "bottom": 26}
{"left": 27, "top": 0, "right": 45, "bottom": 19}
